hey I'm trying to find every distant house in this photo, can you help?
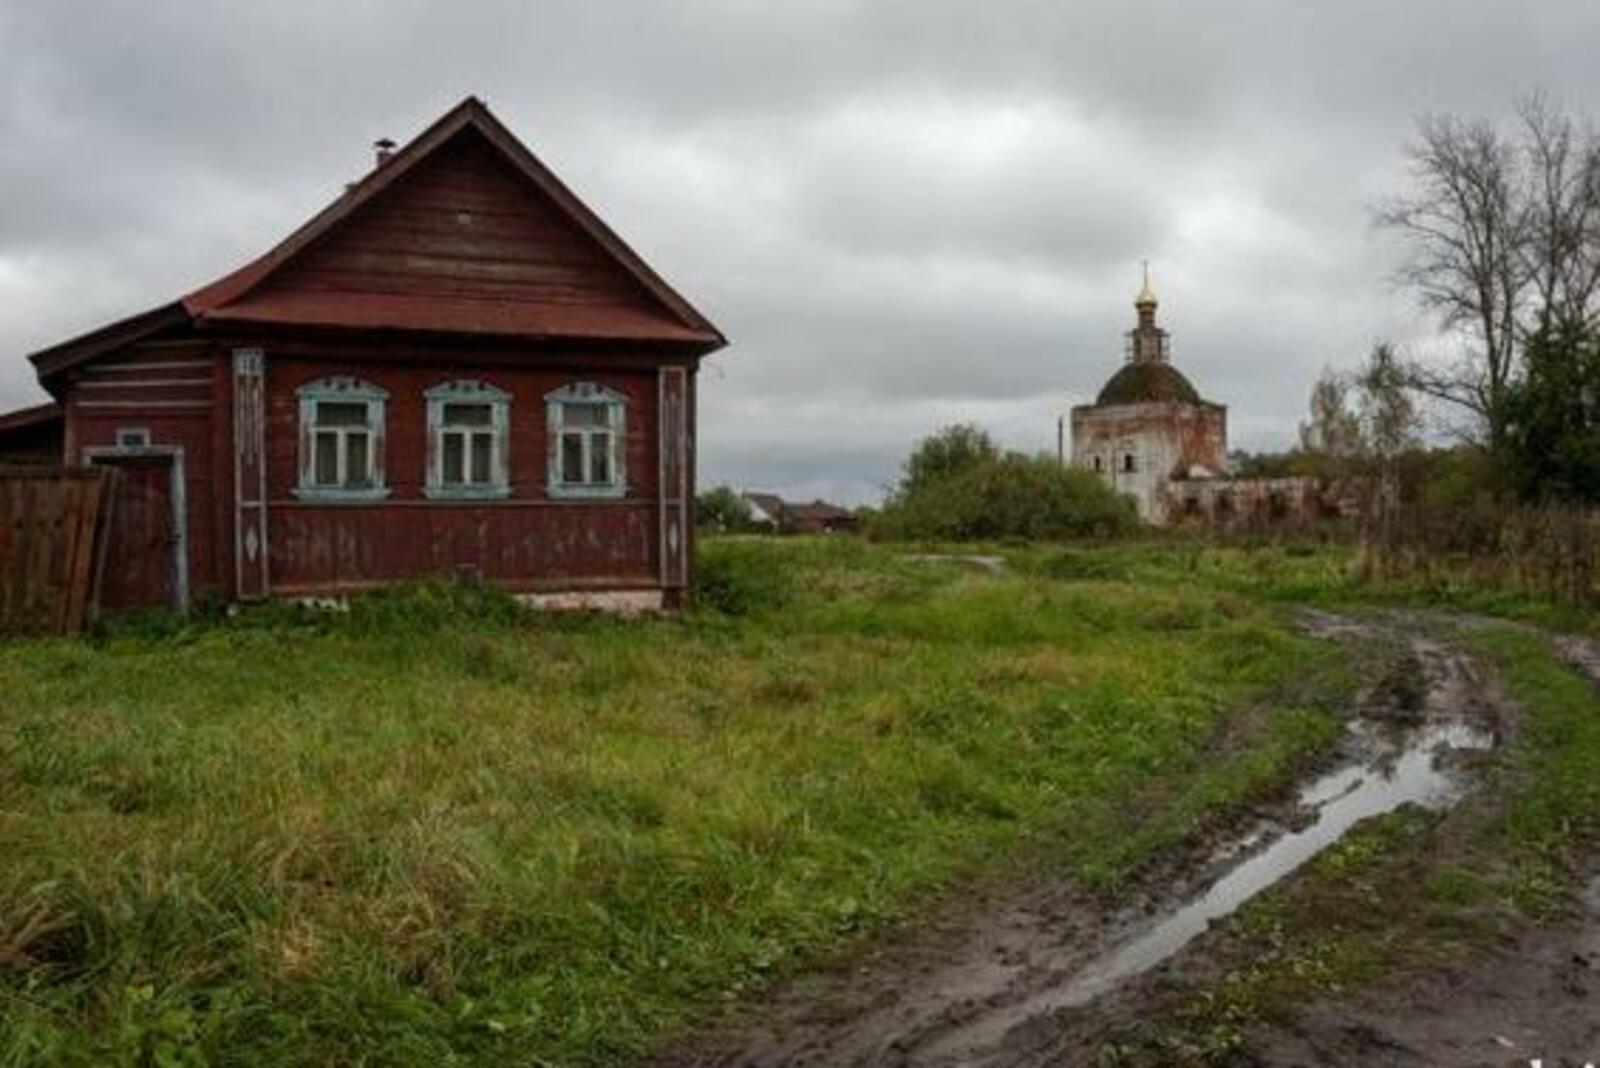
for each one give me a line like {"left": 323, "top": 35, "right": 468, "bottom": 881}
{"left": 740, "top": 492, "right": 787, "bottom": 530}
{"left": 1, "top": 97, "right": 725, "bottom": 613}
{"left": 785, "top": 500, "right": 859, "bottom": 535}
{"left": 738, "top": 491, "right": 858, "bottom": 534}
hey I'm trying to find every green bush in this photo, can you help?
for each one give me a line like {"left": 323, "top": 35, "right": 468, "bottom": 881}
{"left": 695, "top": 541, "right": 794, "bottom": 615}
{"left": 869, "top": 441, "right": 1139, "bottom": 542}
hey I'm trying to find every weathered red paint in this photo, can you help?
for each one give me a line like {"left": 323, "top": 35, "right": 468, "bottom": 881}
{"left": 258, "top": 353, "right": 665, "bottom": 594}
{"left": 94, "top": 454, "right": 178, "bottom": 608}
{"left": 19, "top": 98, "right": 724, "bottom": 609}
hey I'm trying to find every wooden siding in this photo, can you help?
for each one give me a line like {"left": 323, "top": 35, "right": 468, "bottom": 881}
{"left": 261, "top": 355, "right": 662, "bottom": 592}
{"left": 209, "top": 130, "right": 696, "bottom": 341}
{"left": 270, "top": 501, "right": 658, "bottom": 592}
{"left": 66, "top": 343, "right": 226, "bottom": 599}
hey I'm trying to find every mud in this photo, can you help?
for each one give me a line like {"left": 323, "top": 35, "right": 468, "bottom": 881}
{"left": 656, "top": 613, "right": 1514, "bottom": 1068}
{"left": 1238, "top": 631, "right": 1600, "bottom": 1068}
{"left": 1245, "top": 873, "right": 1600, "bottom": 1068}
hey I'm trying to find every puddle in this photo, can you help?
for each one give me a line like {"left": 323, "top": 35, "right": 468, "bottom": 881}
{"left": 1037, "top": 720, "right": 1493, "bottom": 1013}
{"left": 931, "top": 714, "right": 1494, "bottom": 1061}
{"left": 674, "top": 622, "right": 1507, "bottom": 1068}
{"left": 901, "top": 553, "right": 1009, "bottom": 574}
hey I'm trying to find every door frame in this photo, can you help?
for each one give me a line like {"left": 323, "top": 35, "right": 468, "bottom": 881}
{"left": 83, "top": 444, "right": 189, "bottom": 614}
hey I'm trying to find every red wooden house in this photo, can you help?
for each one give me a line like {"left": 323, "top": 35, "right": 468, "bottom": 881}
{"left": 6, "top": 97, "right": 724, "bottom": 612}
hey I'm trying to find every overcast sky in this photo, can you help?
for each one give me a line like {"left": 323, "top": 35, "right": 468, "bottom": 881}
{"left": 3, "top": 2, "right": 1598, "bottom": 504}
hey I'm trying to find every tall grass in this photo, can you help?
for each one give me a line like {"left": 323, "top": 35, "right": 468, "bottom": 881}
{"left": 1, "top": 539, "right": 1345, "bottom": 1065}
{"left": 1358, "top": 501, "right": 1600, "bottom": 612}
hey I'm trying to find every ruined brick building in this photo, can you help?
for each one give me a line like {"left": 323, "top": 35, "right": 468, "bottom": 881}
{"left": 1070, "top": 273, "right": 1320, "bottom": 525}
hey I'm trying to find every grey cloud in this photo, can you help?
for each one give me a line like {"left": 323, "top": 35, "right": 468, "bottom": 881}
{"left": 4, "top": 1, "right": 1600, "bottom": 502}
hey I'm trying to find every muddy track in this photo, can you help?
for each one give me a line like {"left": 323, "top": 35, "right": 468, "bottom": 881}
{"left": 1240, "top": 627, "right": 1600, "bottom": 1068}
{"left": 654, "top": 611, "right": 1524, "bottom": 1068}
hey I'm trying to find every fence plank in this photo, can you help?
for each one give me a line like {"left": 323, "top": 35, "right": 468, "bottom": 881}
{"left": 0, "top": 466, "right": 115, "bottom": 636}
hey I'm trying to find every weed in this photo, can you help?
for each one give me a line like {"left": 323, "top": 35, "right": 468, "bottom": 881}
{"left": 694, "top": 540, "right": 795, "bottom": 615}
{"left": 0, "top": 537, "right": 1344, "bottom": 1065}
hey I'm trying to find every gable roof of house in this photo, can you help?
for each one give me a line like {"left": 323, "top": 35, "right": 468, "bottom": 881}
{"left": 31, "top": 97, "right": 724, "bottom": 386}
{"left": 786, "top": 500, "right": 856, "bottom": 523}
{"left": 740, "top": 491, "right": 787, "bottom": 521}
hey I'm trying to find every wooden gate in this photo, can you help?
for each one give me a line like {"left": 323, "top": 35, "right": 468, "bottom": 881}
{"left": 0, "top": 465, "right": 114, "bottom": 635}
{"left": 86, "top": 449, "right": 188, "bottom": 613}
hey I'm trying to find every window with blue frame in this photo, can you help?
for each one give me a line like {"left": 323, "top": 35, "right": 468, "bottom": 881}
{"left": 546, "top": 382, "right": 627, "bottom": 499}
{"left": 425, "top": 380, "right": 511, "bottom": 499}
{"left": 294, "top": 378, "right": 389, "bottom": 501}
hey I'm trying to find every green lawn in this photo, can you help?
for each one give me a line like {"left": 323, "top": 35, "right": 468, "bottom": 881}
{"left": 0, "top": 538, "right": 1355, "bottom": 1066}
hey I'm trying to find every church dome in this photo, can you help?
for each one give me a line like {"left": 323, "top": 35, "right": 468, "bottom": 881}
{"left": 1095, "top": 360, "right": 1203, "bottom": 405}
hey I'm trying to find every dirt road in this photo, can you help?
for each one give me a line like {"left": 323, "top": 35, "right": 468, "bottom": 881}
{"left": 654, "top": 613, "right": 1600, "bottom": 1067}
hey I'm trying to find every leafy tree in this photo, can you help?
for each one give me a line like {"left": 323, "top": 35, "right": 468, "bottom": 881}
{"left": 696, "top": 485, "right": 754, "bottom": 532}
{"left": 872, "top": 425, "right": 1136, "bottom": 541}
{"left": 1298, "top": 369, "right": 1362, "bottom": 462}
{"left": 901, "top": 423, "right": 999, "bottom": 496}
{"left": 1354, "top": 343, "right": 1419, "bottom": 464}
{"left": 1293, "top": 346, "right": 1420, "bottom": 472}
{"left": 1227, "top": 450, "right": 1318, "bottom": 479}
{"left": 1500, "top": 323, "right": 1600, "bottom": 502}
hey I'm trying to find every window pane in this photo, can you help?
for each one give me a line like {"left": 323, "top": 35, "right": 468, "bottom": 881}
{"left": 561, "top": 432, "right": 586, "bottom": 483}
{"left": 589, "top": 431, "right": 612, "bottom": 484}
{"left": 562, "top": 401, "right": 608, "bottom": 428}
{"left": 314, "top": 432, "right": 339, "bottom": 485}
{"left": 443, "top": 402, "right": 492, "bottom": 428}
{"left": 470, "top": 433, "right": 492, "bottom": 484}
{"left": 346, "top": 432, "right": 370, "bottom": 486}
{"left": 442, "top": 432, "right": 464, "bottom": 485}
{"left": 317, "top": 401, "right": 368, "bottom": 428}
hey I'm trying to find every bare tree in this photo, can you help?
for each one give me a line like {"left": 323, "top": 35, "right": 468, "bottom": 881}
{"left": 1377, "top": 94, "right": 1600, "bottom": 449}
{"left": 1519, "top": 94, "right": 1600, "bottom": 335}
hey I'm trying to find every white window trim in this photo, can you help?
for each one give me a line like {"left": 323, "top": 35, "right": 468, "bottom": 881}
{"left": 293, "top": 377, "right": 390, "bottom": 502}
{"left": 546, "top": 381, "right": 627, "bottom": 500}
{"left": 424, "top": 380, "right": 512, "bottom": 500}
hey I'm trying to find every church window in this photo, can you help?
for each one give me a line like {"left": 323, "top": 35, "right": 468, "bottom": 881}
{"left": 1093, "top": 455, "right": 1104, "bottom": 473}
{"left": 1122, "top": 453, "right": 1136, "bottom": 473}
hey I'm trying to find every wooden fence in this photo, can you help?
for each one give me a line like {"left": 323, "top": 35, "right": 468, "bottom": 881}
{"left": 0, "top": 466, "right": 116, "bottom": 636}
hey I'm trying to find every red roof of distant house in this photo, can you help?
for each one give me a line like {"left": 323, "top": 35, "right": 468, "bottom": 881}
{"left": 30, "top": 96, "right": 725, "bottom": 386}
{"left": 786, "top": 500, "right": 856, "bottom": 523}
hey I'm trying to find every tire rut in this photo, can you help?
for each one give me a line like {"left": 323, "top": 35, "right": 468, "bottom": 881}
{"left": 655, "top": 610, "right": 1513, "bottom": 1068}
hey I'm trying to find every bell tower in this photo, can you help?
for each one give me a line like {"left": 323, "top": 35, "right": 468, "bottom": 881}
{"left": 1127, "top": 262, "right": 1170, "bottom": 363}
